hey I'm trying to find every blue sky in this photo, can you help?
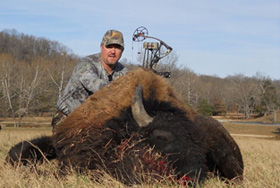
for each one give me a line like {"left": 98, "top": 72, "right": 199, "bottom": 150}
{"left": 1, "top": 0, "right": 280, "bottom": 80}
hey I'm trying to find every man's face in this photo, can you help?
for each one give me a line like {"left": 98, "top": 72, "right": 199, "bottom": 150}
{"left": 100, "top": 44, "right": 123, "bottom": 67}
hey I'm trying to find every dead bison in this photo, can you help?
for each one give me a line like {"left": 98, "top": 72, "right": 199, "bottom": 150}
{"left": 6, "top": 68, "right": 243, "bottom": 185}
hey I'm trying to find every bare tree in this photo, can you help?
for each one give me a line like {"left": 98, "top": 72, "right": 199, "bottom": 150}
{"left": 48, "top": 51, "right": 66, "bottom": 99}
{"left": 0, "top": 53, "right": 46, "bottom": 126}
{"left": 227, "top": 74, "right": 259, "bottom": 119}
{"left": 0, "top": 54, "right": 19, "bottom": 126}
{"left": 0, "top": 30, "right": 77, "bottom": 119}
{"left": 154, "top": 51, "right": 179, "bottom": 72}
{"left": 49, "top": 52, "right": 77, "bottom": 98}
{"left": 19, "top": 62, "right": 46, "bottom": 123}
{"left": 255, "top": 74, "right": 279, "bottom": 122}
{"left": 172, "top": 68, "right": 199, "bottom": 108}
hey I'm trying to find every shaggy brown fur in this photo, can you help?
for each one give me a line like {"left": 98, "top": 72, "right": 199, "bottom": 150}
{"left": 55, "top": 68, "right": 196, "bottom": 139}
{"left": 53, "top": 68, "right": 199, "bottom": 175}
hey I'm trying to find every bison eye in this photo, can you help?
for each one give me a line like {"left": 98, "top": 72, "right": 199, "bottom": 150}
{"left": 156, "top": 135, "right": 168, "bottom": 141}
{"left": 152, "top": 129, "right": 174, "bottom": 142}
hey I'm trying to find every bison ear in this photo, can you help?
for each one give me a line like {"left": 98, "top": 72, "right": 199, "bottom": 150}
{"left": 131, "top": 85, "right": 153, "bottom": 127}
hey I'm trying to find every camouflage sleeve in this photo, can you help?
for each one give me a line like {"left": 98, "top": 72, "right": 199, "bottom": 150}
{"left": 75, "top": 61, "right": 109, "bottom": 93}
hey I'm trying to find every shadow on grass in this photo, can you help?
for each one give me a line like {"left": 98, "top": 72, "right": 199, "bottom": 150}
{"left": 273, "top": 128, "right": 280, "bottom": 135}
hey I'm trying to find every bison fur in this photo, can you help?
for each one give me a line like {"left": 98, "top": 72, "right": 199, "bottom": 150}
{"left": 6, "top": 68, "right": 243, "bottom": 185}
{"left": 6, "top": 136, "right": 56, "bottom": 166}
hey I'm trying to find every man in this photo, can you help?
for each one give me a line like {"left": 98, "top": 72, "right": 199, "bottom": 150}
{"left": 51, "top": 30, "right": 128, "bottom": 131}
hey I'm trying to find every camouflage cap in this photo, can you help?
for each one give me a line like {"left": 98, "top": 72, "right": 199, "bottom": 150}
{"left": 101, "top": 30, "right": 124, "bottom": 49}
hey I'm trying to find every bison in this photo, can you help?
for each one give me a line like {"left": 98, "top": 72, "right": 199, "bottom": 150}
{"left": 6, "top": 68, "right": 243, "bottom": 185}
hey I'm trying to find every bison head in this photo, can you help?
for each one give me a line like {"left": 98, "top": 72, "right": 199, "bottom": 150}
{"left": 102, "top": 84, "right": 243, "bottom": 184}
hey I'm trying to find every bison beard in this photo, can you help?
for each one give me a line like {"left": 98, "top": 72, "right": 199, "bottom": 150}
{"left": 6, "top": 68, "right": 243, "bottom": 185}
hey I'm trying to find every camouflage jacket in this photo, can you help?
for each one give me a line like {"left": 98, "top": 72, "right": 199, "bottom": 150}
{"left": 57, "top": 53, "right": 128, "bottom": 115}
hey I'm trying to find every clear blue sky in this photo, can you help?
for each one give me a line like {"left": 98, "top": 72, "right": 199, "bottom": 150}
{"left": 1, "top": 0, "right": 280, "bottom": 80}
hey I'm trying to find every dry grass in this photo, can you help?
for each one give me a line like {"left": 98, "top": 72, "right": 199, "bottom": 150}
{"left": 0, "top": 116, "right": 53, "bottom": 122}
{"left": 214, "top": 111, "right": 280, "bottom": 124}
{"left": 1, "top": 126, "right": 280, "bottom": 187}
{"left": 223, "top": 123, "right": 279, "bottom": 136}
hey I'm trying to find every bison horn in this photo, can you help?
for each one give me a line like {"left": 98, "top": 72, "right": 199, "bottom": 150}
{"left": 131, "top": 85, "right": 153, "bottom": 127}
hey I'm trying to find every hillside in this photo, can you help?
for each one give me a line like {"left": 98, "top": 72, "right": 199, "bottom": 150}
{"left": 0, "top": 29, "right": 279, "bottom": 123}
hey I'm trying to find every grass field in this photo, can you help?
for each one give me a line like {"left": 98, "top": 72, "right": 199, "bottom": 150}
{"left": 0, "top": 123, "right": 279, "bottom": 187}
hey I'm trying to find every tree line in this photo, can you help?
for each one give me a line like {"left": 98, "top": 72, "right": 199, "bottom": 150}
{"left": 0, "top": 29, "right": 78, "bottom": 126}
{"left": 0, "top": 29, "right": 279, "bottom": 126}
{"left": 155, "top": 53, "right": 280, "bottom": 120}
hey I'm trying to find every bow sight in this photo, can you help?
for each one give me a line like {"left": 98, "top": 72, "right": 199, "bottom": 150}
{"left": 132, "top": 26, "right": 173, "bottom": 78}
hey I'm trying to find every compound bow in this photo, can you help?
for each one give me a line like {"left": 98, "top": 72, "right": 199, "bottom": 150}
{"left": 132, "top": 26, "right": 173, "bottom": 78}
